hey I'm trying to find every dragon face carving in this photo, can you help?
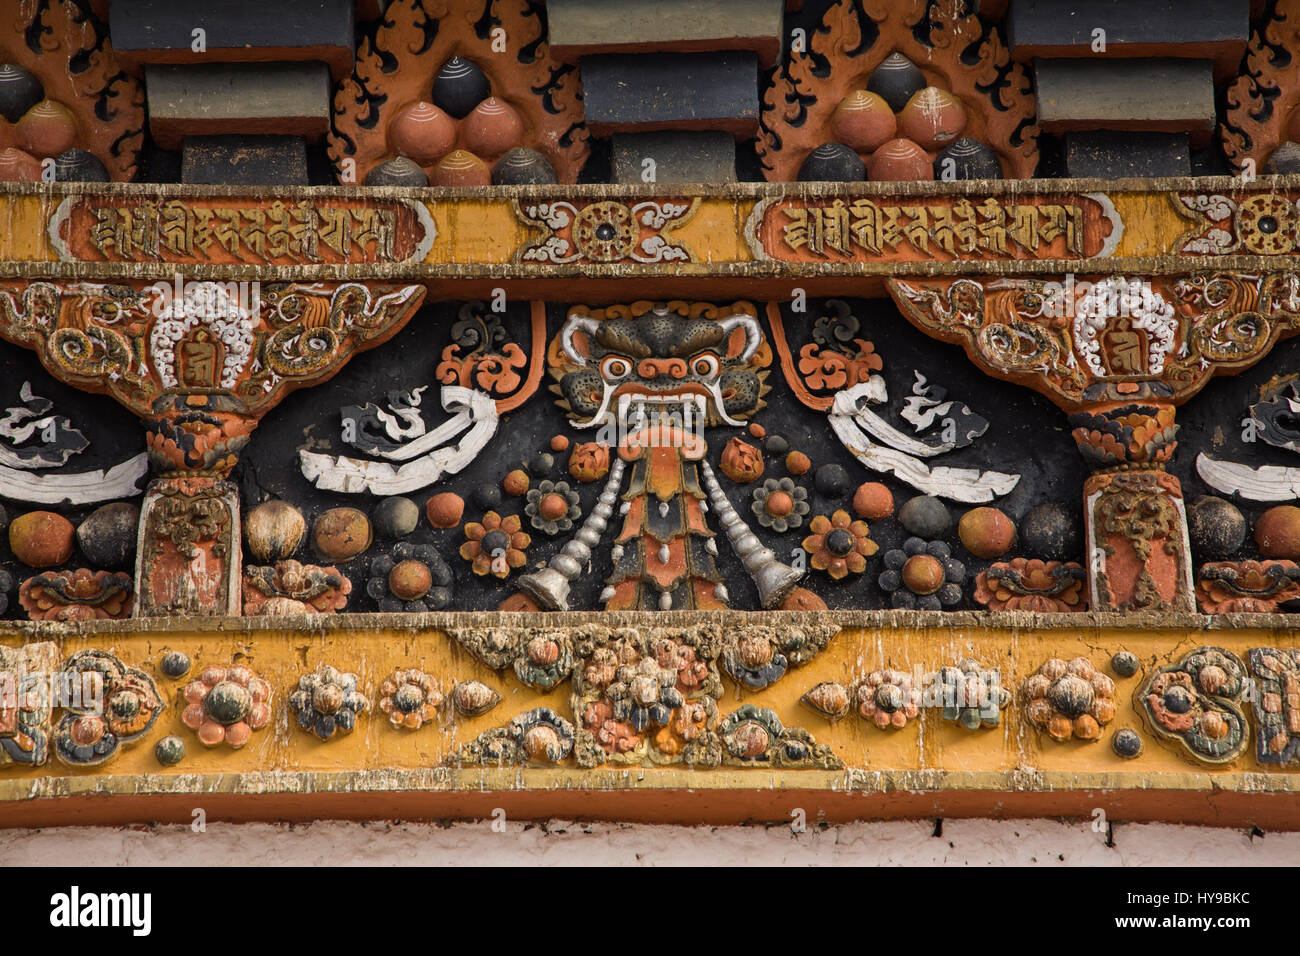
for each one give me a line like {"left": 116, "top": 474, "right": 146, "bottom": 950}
{"left": 552, "top": 301, "right": 768, "bottom": 434}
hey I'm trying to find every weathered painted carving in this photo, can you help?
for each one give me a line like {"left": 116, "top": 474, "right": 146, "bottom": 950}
{"left": 1221, "top": 0, "right": 1300, "bottom": 174}
{"left": 54, "top": 650, "right": 161, "bottom": 766}
{"left": 329, "top": 0, "right": 588, "bottom": 185}
{"left": 0, "top": 2, "right": 143, "bottom": 182}
{"left": 719, "top": 704, "right": 841, "bottom": 769}
{"left": 1022, "top": 658, "right": 1116, "bottom": 743}
{"left": 1248, "top": 647, "right": 1300, "bottom": 765}
{"left": 289, "top": 666, "right": 369, "bottom": 741}
{"left": 1136, "top": 647, "right": 1249, "bottom": 765}
{"left": 181, "top": 664, "right": 273, "bottom": 749}
{"left": 457, "top": 707, "right": 576, "bottom": 766}
{"left": 515, "top": 199, "right": 697, "bottom": 264}
{"left": 0, "top": 641, "right": 57, "bottom": 768}
{"left": 19, "top": 568, "right": 133, "bottom": 621}
{"left": 758, "top": 0, "right": 1038, "bottom": 183}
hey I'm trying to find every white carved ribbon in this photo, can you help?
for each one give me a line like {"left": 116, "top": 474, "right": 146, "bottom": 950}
{"left": 1196, "top": 453, "right": 1300, "bottom": 503}
{"left": 828, "top": 382, "right": 1020, "bottom": 503}
{"left": 299, "top": 386, "right": 498, "bottom": 495}
{"left": 0, "top": 453, "right": 149, "bottom": 505}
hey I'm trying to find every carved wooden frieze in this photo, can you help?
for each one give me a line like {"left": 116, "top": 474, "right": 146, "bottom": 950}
{"left": 329, "top": 0, "right": 589, "bottom": 186}
{"left": 48, "top": 196, "right": 437, "bottom": 265}
{"left": 0, "top": 0, "right": 144, "bottom": 182}
{"left": 759, "top": 0, "right": 1038, "bottom": 182}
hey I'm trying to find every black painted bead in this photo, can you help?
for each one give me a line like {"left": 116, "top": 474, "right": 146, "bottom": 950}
{"left": 764, "top": 434, "right": 789, "bottom": 456}
{"left": 1020, "top": 502, "right": 1081, "bottom": 561}
{"left": 934, "top": 138, "right": 1001, "bottom": 181}
{"left": 54, "top": 148, "right": 109, "bottom": 182}
{"left": 373, "top": 496, "right": 419, "bottom": 539}
{"left": 155, "top": 735, "right": 186, "bottom": 765}
{"left": 473, "top": 483, "right": 503, "bottom": 511}
{"left": 492, "top": 147, "right": 557, "bottom": 185}
{"left": 1112, "top": 728, "right": 1142, "bottom": 758}
{"left": 433, "top": 56, "right": 491, "bottom": 119}
{"left": 1188, "top": 496, "right": 1246, "bottom": 559}
{"left": 0, "top": 64, "right": 43, "bottom": 124}
{"left": 1111, "top": 651, "right": 1140, "bottom": 678}
{"left": 364, "top": 156, "right": 429, "bottom": 187}
{"left": 899, "top": 495, "right": 950, "bottom": 538}
{"left": 866, "top": 53, "right": 925, "bottom": 113}
{"left": 160, "top": 650, "right": 191, "bottom": 679}
{"left": 797, "top": 142, "right": 865, "bottom": 183}
{"left": 814, "top": 463, "right": 851, "bottom": 499}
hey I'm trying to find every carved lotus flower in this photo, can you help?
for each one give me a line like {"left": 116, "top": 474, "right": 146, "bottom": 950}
{"left": 803, "top": 510, "right": 878, "bottom": 579}
{"left": 720, "top": 437, "right": 764, "bottom": 483}
{"left": 855, "top": 669, "right": 921, "bottom": 729}
{"left": 379, "top": 668, "right": 442, "bottom": 730}
{"left": 289, "top": 665, "right": 369, "bottom": 740}
{"left": 182, "top": 665, "right": 273, "bottom": 749}
{"left": 568, "top": 441, "right": 611, "bottom": 482}
{"left": 460, "top": 511, "right": 530, "bottom": 579}
{"left": 973, "top": 558, "right": 1086, "bottom": 613}
{"left": 1022, "top": 657, "right": 1115, "bottom": 742}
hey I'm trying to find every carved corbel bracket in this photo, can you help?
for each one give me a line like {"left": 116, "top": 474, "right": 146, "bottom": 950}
{"left": 888, "top": 271, "right": 1300, "bottom": 612}
{"left": 0, "top": 279, "right": 425, "bottom": 616}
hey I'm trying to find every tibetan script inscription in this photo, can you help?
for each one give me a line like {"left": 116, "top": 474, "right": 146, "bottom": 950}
{"left": 49, "top": 197, "right": 436, "bottom": 266}
{"left": 750, "top": 195, "right": 1121, "bottom": 263}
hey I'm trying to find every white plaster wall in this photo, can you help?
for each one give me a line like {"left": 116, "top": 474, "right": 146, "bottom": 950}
{"left": 0, "top": 819, "right": 1295, "bottom": 865}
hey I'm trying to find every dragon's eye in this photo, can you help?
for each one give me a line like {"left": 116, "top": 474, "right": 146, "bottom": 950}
{"left": 690, "top": 353, "right": 719, "bottom": 378}
{"left": 601, "top": 356, "right": 632, "bottom": 379}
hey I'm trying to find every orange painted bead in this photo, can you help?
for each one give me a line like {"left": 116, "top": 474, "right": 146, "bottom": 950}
{"left": 830, "top": 89, "right": 897, "bottom": 154}
{"left": 10, "top": 511, "right": 74, "bottom": 567}
{"left": 866, "top": 138, "right": 934, "bottom": 182}
{"left": 785, "top": 451, "right": 811, "bottom": 476}
{"left": 852, "top": 482, "right": 894, "bottom": 521}
{"left": 902, "top": 553, "right": 945, "bottom": 595}
{"left": 389, "top": 559, "right": 433, "bottom": 600}
{"left": 14, "top": 99, "right": 77, "bottom": 158}
{"left": 425, "top": 492, "right": 465, "bottom": 529}
{"left": 388, "top": 101, "right": 456, "bottom": 165}
{"left": 461, "top": 97, "right": 524, "bottom": 158}
{"left": 430, "top": 149, "right": 491, "bottom": 187}
{"left": 0, "top": 146, "right": 41, "bottom": 182}
{"left": 503, "top": 469, "right": 530, "bottom": 496}
{"left": 549, "top": 434, "right": 570, "bottom": 452}
{"left": 957, "top": 506, "right": 1016, "bottom": 559}
{"left": 897, "top": 87, "right": 967, "bottom": 151}
{"left": 1256, "top": 505, "right": 1300, "bottom": 558}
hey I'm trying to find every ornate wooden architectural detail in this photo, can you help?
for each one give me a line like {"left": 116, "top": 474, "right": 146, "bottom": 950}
{"left": 0, "top": 0, "right": 144, "bottom": 182}
{"left": 758, "top": 0, "right": 1038, "bottom": 182}
{"left": 329, "top": 0, "right": 589, "bottom": 185}
{"left": 1221, "top": 0, "right": 1300, "bottom": 173}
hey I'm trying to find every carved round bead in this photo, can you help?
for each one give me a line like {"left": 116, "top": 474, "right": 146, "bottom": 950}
{"left": 462, "top": 97, "right": 524, "bottom": 158}
{"left": 897, "top": 87, "right": 967, "bottom": 151}
{"left": 54, "top": 148, "right": 109, "bottom": 182}
{"left": 0, "top": 147, "right": 41, "bottom": 182}
{"left": 492, "top": 147, "right": 558, "bottom": 185}
{"left": 503, "top": 469, "right": 530, "bottom": 496}
{"left": 155, "top": 735, "right": 186, "bottom": 765}
{"left": 0, "top": 64, "right": 43, "bottom": 123}
{"left": 312, "top": 508, "right": 372, "bottom": 562}
{"left": 14, "top": 99, "right": 78, "bottom": 158}
{"left": 866, "top": 138, "right": 934, "bottom": 182}
{"left": 1111, "top": 728, "right": 1142, "bottom": 758}
{"left": 934, "top": 137, "right": 1001, "bottom": 180}
{"left": 797, "top": 142, "right": 865, "bottom": 183}
{"left": 160, "top": 650, "right": 192, "bottom": 679}
{"left": 365, "top": 156, "right": 429, "bottom": 187}
{"left": 899, "top": 495, "right": 949, "bottom": 538}
{"left": 1110, "top": 651, "right": 1140, "bottom": 678}
{"left": 866, "top": 53, "right": 926, "bottom": 112}
{"left": 1255, "top": 505, "right": 1300, "bottom": 559}
{"left": 853, "top": 482, "right": 894, "bottom": 521}
{"left": 389, "top": 559, "right": 432, "bottom": 601}
{"left": 389, "top": 101, "right": 456, "bottom": 166}
{"left": 432, "top": 149, "right": 491, "bottom": 186}
{"left": 958, "top": 507, "right": 1015, "bottom": 559}
{"left": 246, "top": 500, "right": 306, "bottom": 562}
{"left": 1021, "top": 502, "right": 1080, "bottom": 561}
{"left": 1188, "top": 496, "right": 1246, "bottom": 559}
{"left": 830, "top": 89, "right": 896, "bottom": 153}
{"left": 373, "top": 496, "right": 420, "bottom": 539}
{"left": 425, "top": 492, "right": 465, "bottom": 529}
{"left": 10, "top": 511, "right": 74, "bottom": 568}
{"left": 433, "top": 56, "right": 491, "bottom": 119}
{"left": 902, "top": 553, "right": 945, "bottom": 595}
{"left": 76, "top": 502, "right": 140, "bottom": 570}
